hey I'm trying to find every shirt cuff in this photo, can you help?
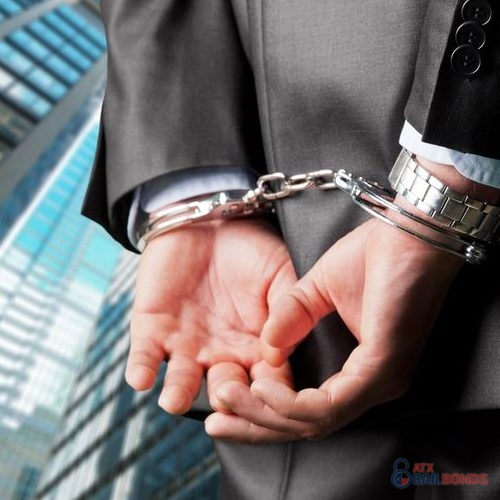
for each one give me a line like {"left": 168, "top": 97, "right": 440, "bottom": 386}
{"left": 127, "top": 165, "right": 259, "bottom": 248}
{"left": 400, "top": 121, "right": 500, "bottom": 189}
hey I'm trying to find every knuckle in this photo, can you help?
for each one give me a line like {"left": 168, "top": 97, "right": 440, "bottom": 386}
{"left": 214, "top": 380, "right": 240, "bottom": 405}
{"left": 166, "top": 367, "right": 199, "bottom": 385}
{"left": 128, "top": 349, "right": 156, "bottom": 365}
{"left": 130, "top": 334, "right": 165, "bottom": 361}
{"left": 208, "top": 395, "right": 224, "bottom": 412}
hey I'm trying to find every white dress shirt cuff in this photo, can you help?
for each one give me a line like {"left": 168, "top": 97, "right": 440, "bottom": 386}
{"left": 400, "top": 121, "right": 500, "bottom": 189}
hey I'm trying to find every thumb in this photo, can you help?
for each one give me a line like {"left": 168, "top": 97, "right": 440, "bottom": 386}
{"left": 262, "top": 268, "right": 335, "bottom": 366}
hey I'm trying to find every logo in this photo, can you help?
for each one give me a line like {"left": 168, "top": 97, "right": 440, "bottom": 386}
{"left": 391, "top": 459, "right": 411, "bottom": 489}
{"left": 391, "top": 458, "right": 488, "bottom": 489}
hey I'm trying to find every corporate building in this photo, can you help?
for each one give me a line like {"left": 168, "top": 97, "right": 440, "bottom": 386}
{"left": 36, "top": 251, "right": 220, "bottom": 500}
{"left": 0, "top": 0, "right": 106, "bottom": 236}
{"left": 1, "top": 2, "right": 221, "bottom": 499}
{"left": 0, "top": 2, "right": 124, "bottom": 499}
{"left": 0, "top": 116, "right": 122, "bottom": 499}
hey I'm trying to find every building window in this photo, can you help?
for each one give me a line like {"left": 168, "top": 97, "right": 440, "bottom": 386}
{"left": 27, "top": 19, "right": 65, "bottom": 51}
{"left": 8, "top": 28, "right": 51, "bottom": 62}
{"left": 0, "top": 100, "right": 33, "bottom": 145}
{"left": 42, "top": 54, "right": 81, "bottom": 85}
{"left": 5, "top": 81, "right": 51, "bottom": 119}
{"left": 0, "top": 0, "right": 23, "bottom": 18}
{"left": 57, "top": 43, "right": 92, "bottom": 72}
{"left": 0, "top": 40, "right": 33, "bottom": 76}
{"left": 24, "top": 66, "right": 67, "bottom": 101}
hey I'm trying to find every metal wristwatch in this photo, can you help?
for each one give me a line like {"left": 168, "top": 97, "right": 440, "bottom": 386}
{"left": 389, "top": 149, "right": 500, "bottom": 243}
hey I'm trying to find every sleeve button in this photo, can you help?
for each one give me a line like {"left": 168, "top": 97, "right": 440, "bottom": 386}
{"left": 455, "top": 21, "right": 486, "bottom": 49}
{"left": 450, "top": 44, "right": 482, "bottom": 76}
{"left": 461, "top": 0, "right": 493, "bottom": 26}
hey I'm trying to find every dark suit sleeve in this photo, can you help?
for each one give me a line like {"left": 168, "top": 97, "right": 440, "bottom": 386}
{"left": 405, "top": 0, "right": 500, "bottom": 160}
{"left": 81, "top": 0, "right": 266, "bottom": 249}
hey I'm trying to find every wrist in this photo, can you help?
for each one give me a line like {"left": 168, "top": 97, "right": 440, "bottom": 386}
{"left": 384, "top": 148, "right": 500, "bottom": 264}
{"left": 136, "top": 190, "right": 274, "bottom": 252}
{"left": 415, "top": 155, "right": 500, "bottom": 206}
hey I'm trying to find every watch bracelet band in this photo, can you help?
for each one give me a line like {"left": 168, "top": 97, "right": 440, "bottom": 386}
{"left": 389, "top": 149, "right": 500, "bottom": 243}
{"left": 346, "top": 174, "right": 489, "bottom": 265}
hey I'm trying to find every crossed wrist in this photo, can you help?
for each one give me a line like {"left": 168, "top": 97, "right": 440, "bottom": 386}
{"left": 415, "top": 155, "right": 500, "bottom": 207}
{"left": 136, "top": 190, "right": 274, "bottom": 252}
{"left": 386, "top": 149, "right": 500, "bottom": 263}
{"left": 134, "top": 149, "right": 500, "bottom": 264}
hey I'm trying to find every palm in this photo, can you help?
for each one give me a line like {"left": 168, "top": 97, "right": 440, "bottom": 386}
{"left": 127, "top": 218, "right": 296, "bottom": 413}
{"left": 203, "top": 219, "right": 464, "bottom": 443}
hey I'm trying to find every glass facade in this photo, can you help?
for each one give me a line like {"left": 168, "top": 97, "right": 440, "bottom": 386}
{"left": 0, "top": 1, "right": 47, "bottom": 22}
{"left": 0, "top": 1, "right": 106, "bottom": 164}
{"left": 1, "top": 2, "right": 221, "bottom": 499}
{"left": 37, "top": 254, "right": 220, "bottom": 500}
{"left": 0, "top": 0, "right": 107, "bottom": 242}
{"left": 0, "top": 117, "right": 122, "bottom": 500}
{"left": 0, "top": 83, "right": 103, "bottom": 242}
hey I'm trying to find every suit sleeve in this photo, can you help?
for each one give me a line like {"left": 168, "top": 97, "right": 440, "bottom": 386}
{"left": 405, "top": 0, "right": 500, "bottom": 160}
{"left": 81, "top": 0, "right": 266, "bottom": 249}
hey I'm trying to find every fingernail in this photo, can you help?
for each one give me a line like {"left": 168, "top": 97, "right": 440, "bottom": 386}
{"left": 211, "top": 395, "right": 232, "bottom": 414}
{"left": 158, "top": 390, "right": 170, "bottom": 409}
{"left": 204, "top": 418, "right": 215, "bottom": 435}
{"left": 158, "top": 387, "right": 188, "bottom": 414}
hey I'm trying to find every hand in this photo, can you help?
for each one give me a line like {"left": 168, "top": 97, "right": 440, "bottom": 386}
{"left": 125, "top": 218, "right": 297, "bottom": 414}
{"left": 205, "top": 218, "right": 463, "bottom": 442}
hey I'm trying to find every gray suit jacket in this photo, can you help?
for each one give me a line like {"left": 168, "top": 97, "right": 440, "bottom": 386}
{"left": 83, "top": 0, "right": 500, "bottom": 420}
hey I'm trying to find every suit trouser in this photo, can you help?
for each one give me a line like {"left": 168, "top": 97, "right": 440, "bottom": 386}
{"left": 215, "top": 410, "right": 500, "bottom": 500}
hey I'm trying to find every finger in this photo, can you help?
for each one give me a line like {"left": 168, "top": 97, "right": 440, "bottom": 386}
{"left": 266, "top": 253, "right": 298, "bottom": 308}
{"left": 207, "top": 362, "right": 249, "bottom": 413}
{"left": 126, "top": 313, "right": 166, "bottom": 391}
{"left": 211, "top": 376, "right": 312, "bottom": 437}
{"left": 255, "top": 342, "right": 404, "bottom": 433}
{"left": 251, "top": 379, "right": 334, "bottom": 425}
{"left": 250, "top": 359, "right": 294, "bottom": 388}
{"left": 259, "top": 342, "right": 295, "bottom": 369}
{"left": 205, "top": 412, "right": 298, "bottom": 443}
{"left": 197, "top": 340, "right": 260, "bottom": 369}
{"left": 318, "top": 344, "right": 406, "bottom": 431}
{"left": 261, "top": 271, "right": 335, "bottom": 366}
{"left": 159, "top": 354, "right": 203, "bottom": 415}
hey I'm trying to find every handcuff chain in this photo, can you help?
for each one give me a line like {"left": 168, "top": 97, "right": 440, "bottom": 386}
{"left": 138, "top": 166, "right": 491, "bottom": 264}
{"left": 254, "top": 169, "right": 340, "bottom": 201}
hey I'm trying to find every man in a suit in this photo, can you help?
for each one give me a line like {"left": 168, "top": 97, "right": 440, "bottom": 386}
{"left": 83, "top": 0, "right": 500, "bottom": 498}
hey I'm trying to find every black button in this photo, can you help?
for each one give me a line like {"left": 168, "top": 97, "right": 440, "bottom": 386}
{"left": 461, "top": 0, "right": 492, "bottom": 26}
{"left": 451, "top": 44, "right": 482, "bottom": 76}
{"left": 455, "top": 21, "right": 486, "bottom": 49}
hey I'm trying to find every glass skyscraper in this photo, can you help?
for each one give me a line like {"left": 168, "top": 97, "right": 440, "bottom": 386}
{"left": 0, "top": 0, "right": 106, "bottom": 160}
{"left": 36, "top": 252, "right": 220, "bottom": 500}
{"left": 0, "top": 3, "right": 122, "bottom": 499}
{"left": 0, "top": 115, "right": 122, "bottom": 499}
{"left": 0, "top": 0, "right": 107, "bottom": 216}
{"left": 1, "top": 2, "right": 221, "bottom": 498}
